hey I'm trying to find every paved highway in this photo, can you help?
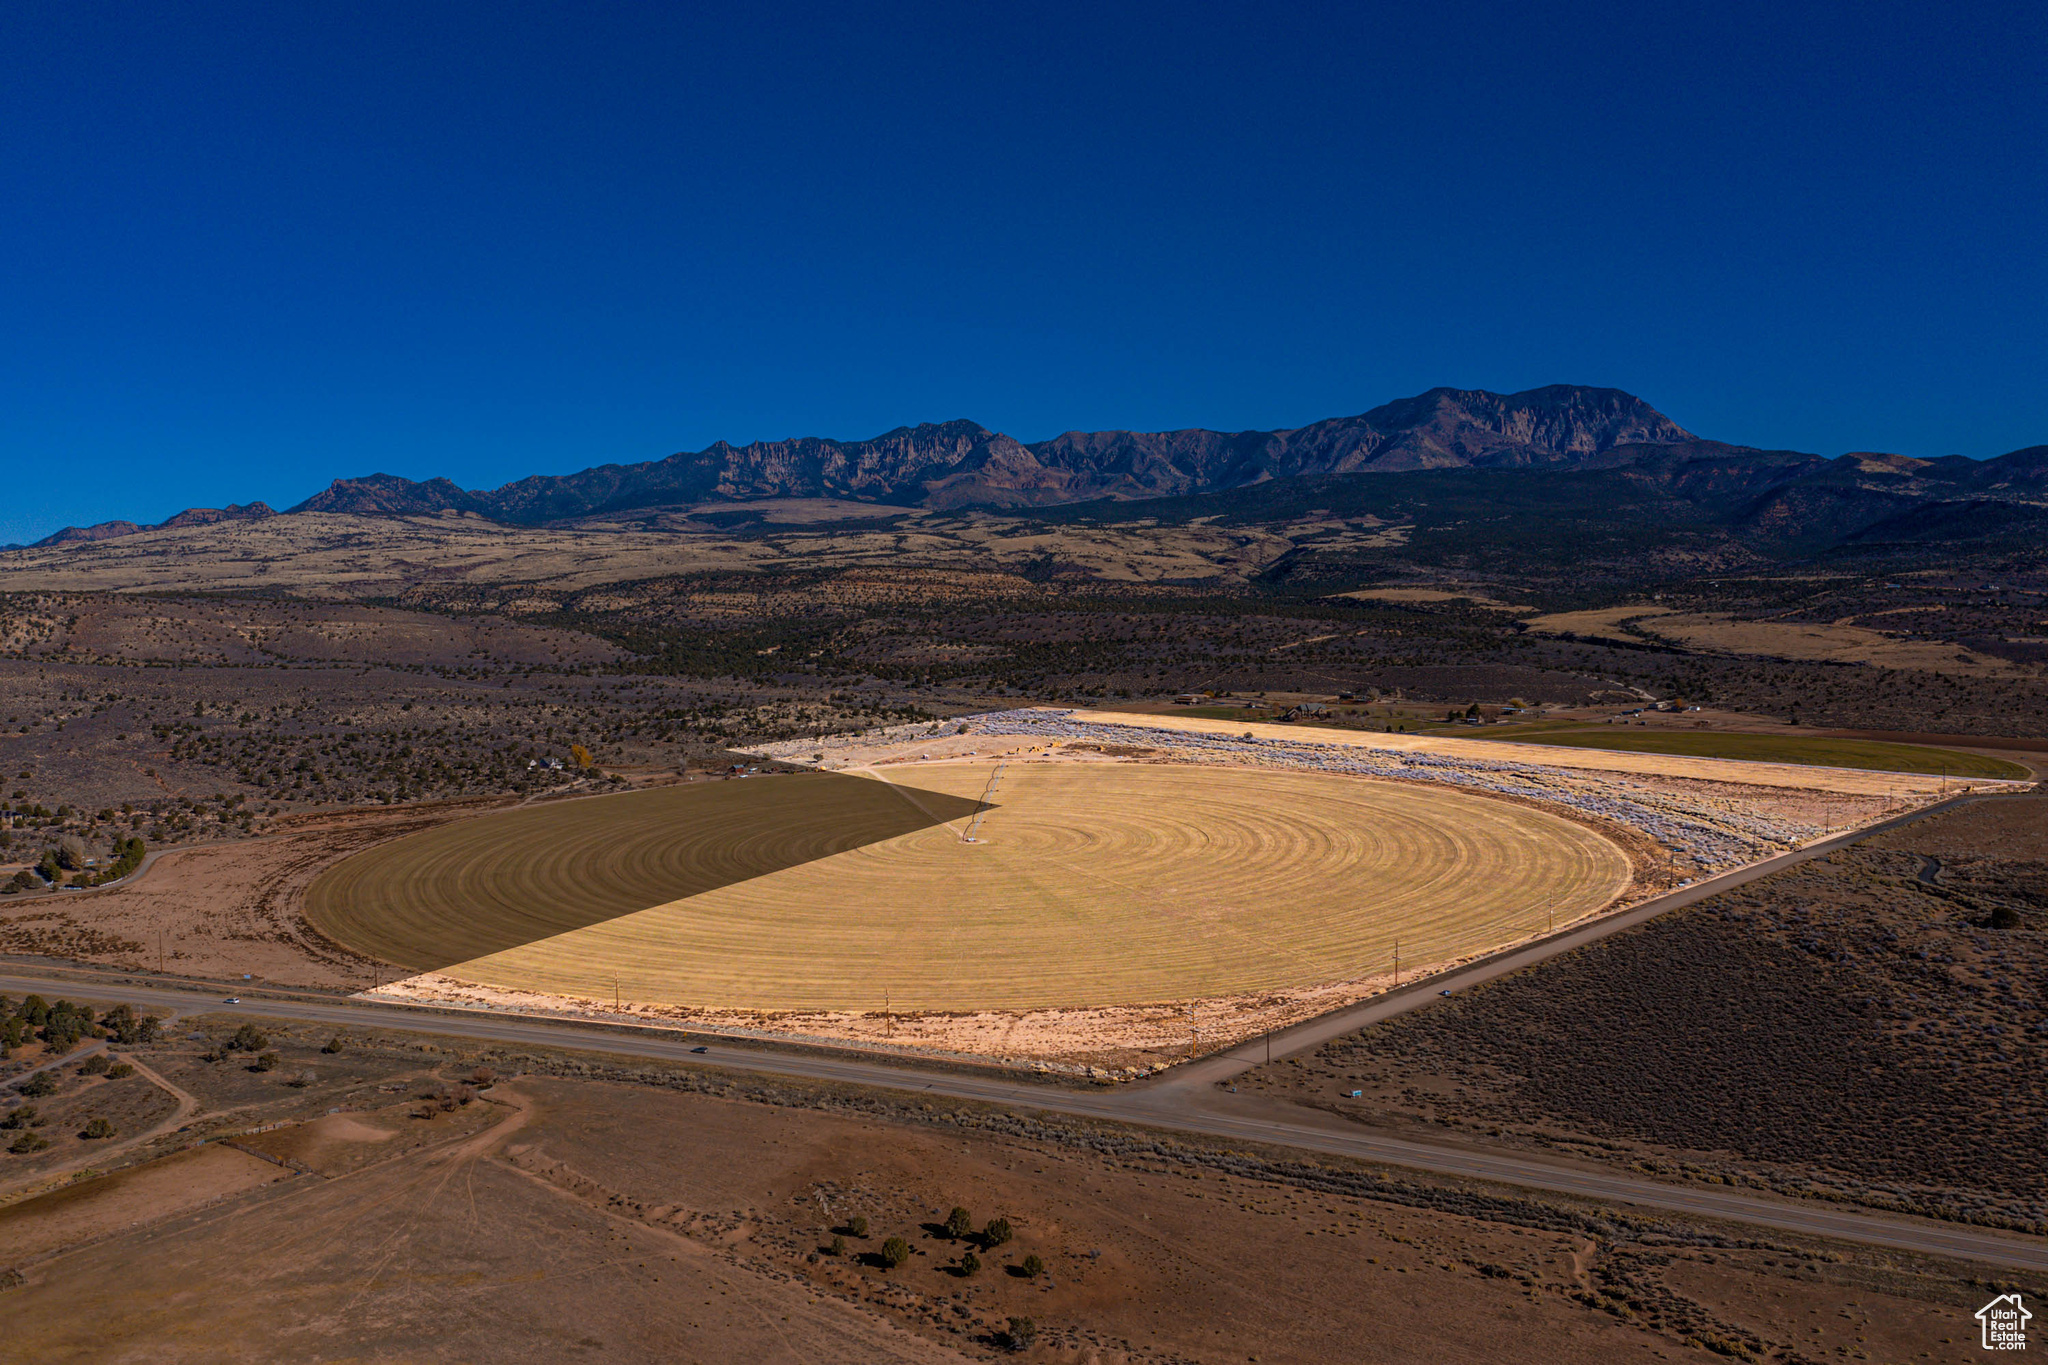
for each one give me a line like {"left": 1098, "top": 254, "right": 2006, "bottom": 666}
{"left": 4, "top": 789, "right": 2042, "bottom": 1271}
{"left": 4, "top": 965, "right": 2043, "bottom": 1272}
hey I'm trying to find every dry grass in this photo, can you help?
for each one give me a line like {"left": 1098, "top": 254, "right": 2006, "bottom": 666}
{"left": 1522, "top": 603, "right": 1675, "bottom": 642}
{"left": 309, "top": 762, "right": 1629, "bottom": 1013}
{"left": 1638, "top": 611, "right": 2018, "bottom": 675}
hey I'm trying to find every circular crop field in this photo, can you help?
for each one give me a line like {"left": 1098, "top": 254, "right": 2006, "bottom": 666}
{"left": 306, "top": 762, "right": 1631, "bottom": 1012}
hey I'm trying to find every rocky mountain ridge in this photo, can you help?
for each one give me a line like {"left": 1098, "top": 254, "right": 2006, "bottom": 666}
{"left": 24, "top": 386, "right": 2045, "bottom": 554}
{"left": 289, "top": 385, "right": 1695, "bottom": 520}
{"left": 33, "top": 384, "right": 1691, "bottom": 545}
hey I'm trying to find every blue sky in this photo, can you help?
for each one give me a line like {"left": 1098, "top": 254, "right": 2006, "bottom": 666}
{"left": 2, "top": 1, "right": 2043, "bottom": 543}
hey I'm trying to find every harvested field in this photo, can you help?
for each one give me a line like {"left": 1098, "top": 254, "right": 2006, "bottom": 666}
{"left": 1490, "top": 726, "right": 2031, "bottom": 780}
{"left": 310, "top": 761, "right": 1630, "bottom": 1014}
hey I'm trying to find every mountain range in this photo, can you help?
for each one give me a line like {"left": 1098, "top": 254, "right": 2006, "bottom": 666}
{"left": 20, "top": 384, "right": 2047, "bottom": 554}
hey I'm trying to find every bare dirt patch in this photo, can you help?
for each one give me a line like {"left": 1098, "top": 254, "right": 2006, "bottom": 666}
{"left": 23, "top": 804, "right": 501, "bottom": 987}
{"left": 0, "top": 1142, "right": 285, "bottom": 1263}
{"left": 0, "top": 1032, "right": 2002, "bottom": 1363}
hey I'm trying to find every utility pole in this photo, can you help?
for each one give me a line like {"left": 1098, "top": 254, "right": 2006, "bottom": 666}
{"left": 885, "top": 989, "right": 892, "bottom": 1038}
{"left": 1393, "top": 938, "right": 1399, "bottom": 987}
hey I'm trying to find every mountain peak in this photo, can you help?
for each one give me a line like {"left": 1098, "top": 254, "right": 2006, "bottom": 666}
{"left": 289, "top": 475, "right": 490, "bottom": 517}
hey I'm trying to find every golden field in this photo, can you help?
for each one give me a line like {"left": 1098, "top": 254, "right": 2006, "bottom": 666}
{"left": 307, "top": 762, "right": 1630, "bottom": 1013}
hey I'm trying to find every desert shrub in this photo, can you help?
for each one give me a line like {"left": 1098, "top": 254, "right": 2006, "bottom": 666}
{"left": 8, "top": 1130, "right": 50, "bottom": 1154}
{"left": 36, "top": 1000, "right": 95, "bottom": 1050}
{"left": 79, "top": 1117, "right": 114, "bottom": 1139}
{"left": 847, "top": 1214, "right": 869, "bottom": 1238}
{"left": 981, "top": 1216, "right": 1012, "bottom": 1248}
{"left": 251, "top": 1051, "right": 280, "bottom": 1073}
{"left": 944, "top": 1205, "right": 973, "bottom": 1240}
{"left": 229, "top": 1023, "right": 268, "bottom": 1052}
{"left": 1020, "top": 1254, "right": 1044, "bottom": 1279}
{"left": 0, "top": 1105, "right": 35, "bottom": 1129}
{"left": 469, "top": 1066, "right": 494, "bottom": 1086}
{"left": 79, "top": 1053, "right": 110, "bottom": 1076}
{"left": 1002, "top": 1317, "right": 1036, "bottom": 1351}
{"left": 106, "top": 1062, "right": 134, "bottom": 1079}
{"left": 18, "top": 1071, "right": 56, "bottom": 1098}
{"left": 880, "top": 1237, "right": 910, "bottom": 1270}
{"left": 959, "top": 1251, "right": 980, "bottom": 1277}
{"left": 320, "top": 1035, "right": 347, "bottom": 1054}
{"left": 100, "top": 1004, "right": 160, "bottom": 1044}
{"left": 827, "top": 1234, "right": 847, "bottom": 1257}
{"left": 285, "top": 1070, "right": 315, "bottom": 1088}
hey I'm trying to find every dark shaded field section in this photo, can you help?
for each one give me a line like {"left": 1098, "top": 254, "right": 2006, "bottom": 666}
{"left": 1485, "top": 726, "right": 2030, "bottom": 779}
{"left": 304, "top": 771, "right": 986, "bottom": 973}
